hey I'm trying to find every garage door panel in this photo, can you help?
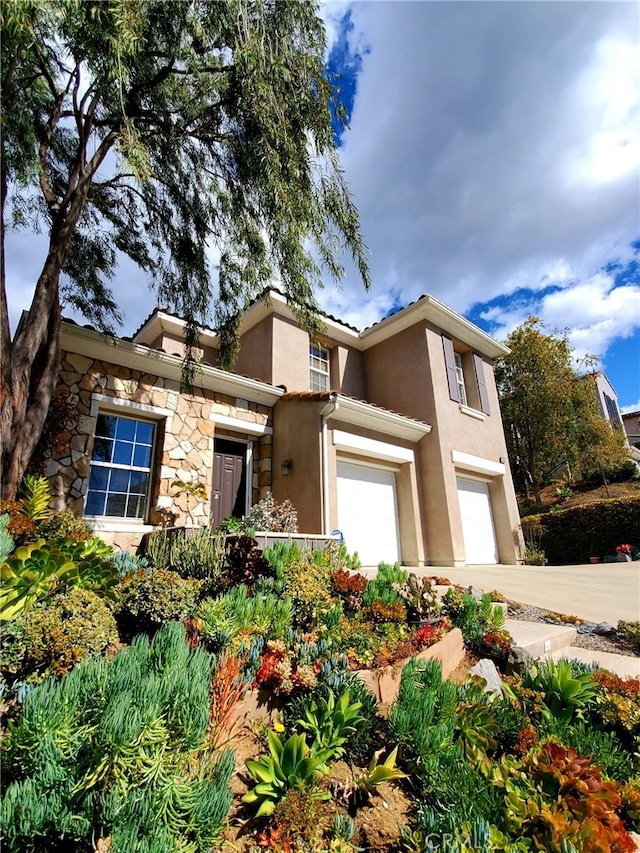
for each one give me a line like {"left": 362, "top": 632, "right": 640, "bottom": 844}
{"left": 337, "top": 462, "right": 400, "bottom": 566}
{"left": 456, "top": 477, "right": 498, "bottom": 565}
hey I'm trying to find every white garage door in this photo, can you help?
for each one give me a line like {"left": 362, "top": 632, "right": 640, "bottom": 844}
{"left": 456, "top": 477, "right": 498, "bottom": 565}
{"left": 336, "top": 461, "right": 400, "bottom": 566}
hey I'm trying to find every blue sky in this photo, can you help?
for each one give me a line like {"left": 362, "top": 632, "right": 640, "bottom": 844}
{"left": 5, "top": 1, "right": 639, "bottom": 410}
{"left": 320, "top": 1, "right": 640, "bottom": 411}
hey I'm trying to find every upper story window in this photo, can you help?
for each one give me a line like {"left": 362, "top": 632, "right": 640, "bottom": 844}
{"left": 85, "top": 413, "right": 155, "bottom": 519}
{"left": 443, "top": 336, "right": 491, "bottom": 416}
{"left": 453, "top": 353, "right": 468, "bottom": 406}
{"left": 310, "top": 343, "right": 330, "bottom": 392}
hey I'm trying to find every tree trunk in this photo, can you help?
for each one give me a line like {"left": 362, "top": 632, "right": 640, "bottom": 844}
{"left": 1, "top": 271, "right": 62, "bottom": 500}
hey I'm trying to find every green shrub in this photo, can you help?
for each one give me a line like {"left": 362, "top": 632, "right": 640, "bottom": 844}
{"left": 1, "top": 537, "right": 119, "bottom": 622}
{"left": 115, "top": 568, "right": 203, "bottom": 638}
{"left": 528, "top": 496, "right": 640, "bottom": 563}
{"left": 146, "top": 526, "right": 225, "bottom": 581}
{"left": 0, "top": 622, "right": 234, "bottom": 851}
{"left": 196, "top": 584, "right": 293, "bottom": 651}
{"left": 1, "top": 540, "right": 79, "bottom": 622}
{"left": 1, "top": 587, "right": 118, "bottom": 684}
{"left": 361, "top": 562, "right": 407, "bottom": 607}
{"left": 36, "top": 510, "right": 92, "bottom": 542}
{"left": 282, "top": 556, "right": 334, "bottom": 631}
{"left": 388, "top": 658, "right": 502, "bottom": 832}
{"left": 617, "top": 620, "right": 640, "bottom": 653}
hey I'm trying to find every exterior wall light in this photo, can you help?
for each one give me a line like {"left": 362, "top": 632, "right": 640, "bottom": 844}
{"left": 281, "top": 459, "right": 292, "bottom": 476}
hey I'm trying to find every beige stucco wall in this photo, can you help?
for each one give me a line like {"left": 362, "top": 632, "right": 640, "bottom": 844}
{"left": 48, "top": 349, "right": 273, "bottom": 551}
{"left": 272, "top": 398, "right": 324, "bottom": 532}
{"left": 233, "top": 318, "right": 274, "bottom": 384}
{"left": 359, "top": 323, "right": 522, "bottom": 565}
{"left": 334, "top": 345, "right": 365, "bottom": 398}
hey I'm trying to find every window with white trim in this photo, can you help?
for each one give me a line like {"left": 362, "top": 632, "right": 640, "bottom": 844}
{"left": 310, "top": 343, "right": 330, "bottom": 392}
{"left": 85, "top": 413, "right": 156, "bottom": 519}
{"left": 453, "top": 352, "right": 468, "bottom": 406}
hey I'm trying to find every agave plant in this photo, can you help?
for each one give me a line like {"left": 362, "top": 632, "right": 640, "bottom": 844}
{"left": 294, "top": 689, "right": 365, "bottom": 760}
{"left": 522, "top": 659, "right": 597, "bottom": 723}
{"left": 242, "top": 731, "right": 332, "bottom": 816}
{"left": 355, "top": 745, "right": 408, "bottom": 796}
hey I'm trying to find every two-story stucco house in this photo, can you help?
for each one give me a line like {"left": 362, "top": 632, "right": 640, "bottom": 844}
{"left": 47, "top": 288, "right": 523, "bottom": 567}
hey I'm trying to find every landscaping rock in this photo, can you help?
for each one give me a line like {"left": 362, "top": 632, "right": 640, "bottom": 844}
{"left": 505, "top": 645, "right": 533, "bottom": 677}
{"left": 593, "top": 622, "right": 616, "bottom": 636}
{"left": 469, "top": 658, "right": 503, "bottom": 695}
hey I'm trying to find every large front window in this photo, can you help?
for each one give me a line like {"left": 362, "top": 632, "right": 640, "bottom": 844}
{"left": 310, "top": 343, "right": 330, "bottom": 391}
{"left": 85, "top": 413, "right": 155, "bottom": 519}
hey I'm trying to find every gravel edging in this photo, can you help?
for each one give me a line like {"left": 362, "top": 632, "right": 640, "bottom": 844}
{"left": 506, "top": 602, "right": 639, "bottom": 659}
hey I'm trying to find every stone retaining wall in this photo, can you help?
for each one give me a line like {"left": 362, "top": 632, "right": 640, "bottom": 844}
{"left": 46, "top": 349, "right": 273, "bottom": 550}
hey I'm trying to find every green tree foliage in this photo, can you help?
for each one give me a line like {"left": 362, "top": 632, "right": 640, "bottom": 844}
{"left": 495, "top": 318, "right": 627, "bottom": 503}
{"left": 0, "top": 0, "right": 370, "bottom": 499}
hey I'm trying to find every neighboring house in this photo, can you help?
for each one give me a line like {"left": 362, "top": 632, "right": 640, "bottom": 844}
{"left": 592, "top": 371, "right": 624, "bottom": 428}
{"left": 47, "top": 289, "right": 523, "bottom": 567}
{"left": 622, "top": 411, "right": 640, "bottom": 451}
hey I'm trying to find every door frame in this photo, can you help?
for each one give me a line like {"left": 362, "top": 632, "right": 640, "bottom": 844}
{"left": 212, "top": 436, "right": 253, "bottom": 526}
{"left": 455, "top": 473, "right": 498, "bottom": 565}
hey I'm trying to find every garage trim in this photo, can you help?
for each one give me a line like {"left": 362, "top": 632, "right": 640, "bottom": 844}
{"left": 451, "top": 450, "right": 505, "bottom": 477}
{"left": 333, "top": 430, "right": 415, "bottom": 464}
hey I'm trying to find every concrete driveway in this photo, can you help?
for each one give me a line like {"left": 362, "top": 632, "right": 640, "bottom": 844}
{"left": 406, "top": 562, "right": 640, "bottom": 625}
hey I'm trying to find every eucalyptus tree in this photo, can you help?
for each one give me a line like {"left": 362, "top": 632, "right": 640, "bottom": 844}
{"left": 0, "top": 0, "right": 370, "bottom": 498}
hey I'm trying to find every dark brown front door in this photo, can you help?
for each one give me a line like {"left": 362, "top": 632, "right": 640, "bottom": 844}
{"left": 211, "top": 439, "right": 246, "bottom": 529}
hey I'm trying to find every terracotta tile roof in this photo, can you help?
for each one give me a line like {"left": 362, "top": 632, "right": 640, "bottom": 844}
{"left": 281, "top": 390, "right": 430, "bottom": 429}
{"left": 360, "top": 293, "right": 430, "bottom": 333}
{"left": 281, "top": 390, "right": 332, "bottom": 401}
{"left": 131, "top": 305, "right": 218, "bottom": 340}
{"left": 61, "top": 317, "right": 278, "bottom": 389}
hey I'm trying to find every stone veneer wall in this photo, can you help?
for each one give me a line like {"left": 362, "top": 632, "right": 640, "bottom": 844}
{"left": 47, "top": 350, "right": 273, "bottom": 549}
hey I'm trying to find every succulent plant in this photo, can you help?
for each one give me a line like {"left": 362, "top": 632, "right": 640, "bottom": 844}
{"left": 1, "top": 540, "right": 78, "bottom": 621}
{"left": 242, "top": 731, "right": 332, "bottom": 816}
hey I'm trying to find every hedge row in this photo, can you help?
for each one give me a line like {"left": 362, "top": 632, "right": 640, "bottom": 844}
{"left": 527, "top": 496, "right": 640, "bottom": 564}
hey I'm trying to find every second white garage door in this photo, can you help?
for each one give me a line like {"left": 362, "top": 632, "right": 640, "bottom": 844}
{"left": 336, "top": 461, "right": 401, "bottom": 566}
{"left": 456, "top": 476, "right": 498, "bottom": 565}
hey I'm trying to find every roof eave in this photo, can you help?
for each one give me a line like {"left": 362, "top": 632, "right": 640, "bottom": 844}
{"left": 60, "top": 322, "right": 282, "bottom": 406}
{"left": 359, "top": 295, "right": 509, "bottom": 358}
{"left": 326, "top": 393, "right": 432, "bottom": 442}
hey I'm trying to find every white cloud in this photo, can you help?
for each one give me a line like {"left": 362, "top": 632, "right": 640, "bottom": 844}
{"left": 318, "top": 1, "right": 639, "bottom": 338}
{"left": 482, "top": 270, "right": 640, "bottom": 363}
{"left": 621, "top": 400, "right": 640, "bottom": 415}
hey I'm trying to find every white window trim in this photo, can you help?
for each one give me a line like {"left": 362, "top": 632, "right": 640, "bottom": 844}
{"left": 310, "top": 343, "right": 330, "bottom": 392}
{"left": 453, "top": 352, "right": 468, "bottom": 406}
{"left": 209, "top": 412, "right": 272, "bottom": 435}
{"left": 83, "top": 516, "right": 155, "bottom": 531}
{"left": 459, "top": 404, "right": 487, "bottom": 421}
{"left": 85, "top": 394, "right": 171, "bottom": 526}
{"left": 91, "top": 393, "right": 174, "bottom": 429}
